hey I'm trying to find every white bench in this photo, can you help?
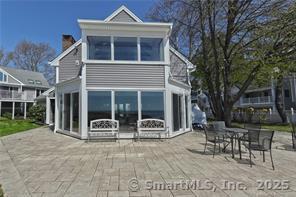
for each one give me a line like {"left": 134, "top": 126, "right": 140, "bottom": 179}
{"left": 137, "top": 119, "right": 168, "bottom": 140}
{"left": 88, "top": 119, "right": 119, "bottom": 142}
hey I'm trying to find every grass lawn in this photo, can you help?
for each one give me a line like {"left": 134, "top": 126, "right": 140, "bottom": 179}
{"left": 231, "top": 122, "right": 292, "bottom": 132}
{"left": 0, "top": 117, "right": 40, "bottom": 137}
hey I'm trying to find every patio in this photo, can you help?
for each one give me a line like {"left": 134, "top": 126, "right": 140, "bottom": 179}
{"left": 0, "top": 127, "right": 295, "bottom": 197}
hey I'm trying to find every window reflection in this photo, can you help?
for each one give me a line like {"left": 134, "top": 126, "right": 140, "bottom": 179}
{"left": 88, "top": 91, "right": 111, "bottom": 126}
{"left": 141, "top": 92, "right": 164, "bottom": 119}
{"left": 114, "top": 37, "right": 138, "bottom": 60}
{"left": 141, "top": 38, "right": 163, "bottom": 61}
{"left": 88, "top": 36, "right": 111, "bottom": 60}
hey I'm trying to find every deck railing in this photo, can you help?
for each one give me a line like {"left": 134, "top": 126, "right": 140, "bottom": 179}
{"left": 242, "top": 96, "right": 272, "bottom": 104}
{"left": 0, "top": 90, "right": 35, "bottom": 101}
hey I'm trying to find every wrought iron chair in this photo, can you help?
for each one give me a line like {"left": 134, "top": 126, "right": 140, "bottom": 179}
{"left": 203, "top": 124, "right": 229, "bottom": 158}
{"left": 243, "top": 129, "right": 275, "bottom": 170}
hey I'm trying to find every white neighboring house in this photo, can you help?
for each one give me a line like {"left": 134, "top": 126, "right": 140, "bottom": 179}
{"left": 47, "top": 6, "right": 196, "bottom": 139}
{"left": 0, "top": 66, "right": 50, "bottom": 119}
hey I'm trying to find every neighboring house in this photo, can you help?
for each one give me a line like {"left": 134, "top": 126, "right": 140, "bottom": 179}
{"left": 48, "top": 6, "right": 196, "bottom": 139}
{"left": 234, "top": 74, "right": 296, "bottom": 122}
{"left": 0, "top": 66, "right": 50, "bottom": 119}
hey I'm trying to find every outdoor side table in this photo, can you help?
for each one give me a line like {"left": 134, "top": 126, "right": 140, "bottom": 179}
{"left": 224, "top": 128, "right": 248, "bottom": 159}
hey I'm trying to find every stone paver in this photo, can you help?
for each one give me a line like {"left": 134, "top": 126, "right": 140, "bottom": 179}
{"left": 0, "top": 127, "right": 296, "bottom": 197}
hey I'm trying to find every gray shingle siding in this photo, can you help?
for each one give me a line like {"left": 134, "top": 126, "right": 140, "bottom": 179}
{"left": 86, "top": 64, "right": 165, "bottom": 88}
{"left": 170, "top": 51, "right": 188, "bottom": 84}
{"left": 110, "top": 10, "right": 137, "bottom": 22}
{"left": 59, "top": 44, "right": 81, "bottom": 82}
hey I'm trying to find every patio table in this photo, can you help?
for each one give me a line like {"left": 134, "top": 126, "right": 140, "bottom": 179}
{"left": 223, "top": 128, "right": 249, "bottom": 159}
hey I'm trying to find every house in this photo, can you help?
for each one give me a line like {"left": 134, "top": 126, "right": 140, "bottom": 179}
{"left": 0, "top": 66, "right": 50, "bottom": 119}
{"left": 234, "top": 74, "right": 296, "bottom": 122}
{"left": 48, "top": 6, "right": 196, "bottom": 139}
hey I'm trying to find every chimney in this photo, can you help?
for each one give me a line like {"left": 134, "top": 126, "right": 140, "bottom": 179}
{"left": 62, "top": 35, "right": 76, "bottom": 51}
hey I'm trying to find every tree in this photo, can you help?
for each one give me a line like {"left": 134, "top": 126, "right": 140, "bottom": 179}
{"left": 253, "top": 3, "right": 296, "bottom": 123}
{"left": 149, "top": 0, "right": 295, "bottom": 126}
{"left": 13, "top": 40, "right": 56, "bottom": 85}
{"left": 0, "top": 49, "right": 13, "bottom": 67}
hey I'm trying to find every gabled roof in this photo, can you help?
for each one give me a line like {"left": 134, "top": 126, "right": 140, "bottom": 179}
{"left": 0, "top": 66, "right": 50, "bottom": 88}
{"left": 104, "top": 5, "right": 143, "bottom": 22}
{"left": 169, "top": 47, "right": 196, "bottom": 72}
{"left": 49, "top": 39, "right": 82, "bottom": 66}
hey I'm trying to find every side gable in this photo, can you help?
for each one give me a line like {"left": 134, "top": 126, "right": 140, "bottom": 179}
{"left": 59, "top": 44, "right": 82, "bottom": 82}
{"left": 104, "top": 5, "right": 143, "bottom": 23}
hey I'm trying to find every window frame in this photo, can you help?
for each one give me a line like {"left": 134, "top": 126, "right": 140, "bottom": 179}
{"left": 86, "top": 35, "right": 165, "bottom": 63}
{"left": 0, "top": 71, "right": 8, "bottom": 83}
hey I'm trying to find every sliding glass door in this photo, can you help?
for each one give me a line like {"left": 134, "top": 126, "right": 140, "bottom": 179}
{"left": 172, "top": 94, "right": 183, "bottom": 132}
{"left": 62, "top": 92, "right": 79, "bottom": 133}
{"left": 72, "top": 92, "right": 79, "bottom": 133}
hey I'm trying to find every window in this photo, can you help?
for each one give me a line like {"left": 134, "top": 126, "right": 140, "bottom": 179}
{"left": 0, "top": 71, "right": 7, "bottom": 82}
{"left": 88, "top": 36, "right": 111, "bottom": 60}
{"left": 141, "top": 92, "right": 164, "bottom": 119}
{"left": 172, "top": 94, "right": 183, "bottom": 131}
{"left": 141, "top": 38, "right": 163, "bottom": 61}
{"left": 114, "top": 37, "right": 137, "bottom": 60}
{"left": 28, "top": 79, "right": 34, "bottom": 84}
{"left": 115, "top": 91, "right": 138, "bottom": 132}
{"left": 35, "top": 80, "right": 42, "bottom": 85}
{"left": 88, "top": 91, "right": 112, "bottom": 126}
{"left": 285, "top": 89, "right": 290, "bottom": 98}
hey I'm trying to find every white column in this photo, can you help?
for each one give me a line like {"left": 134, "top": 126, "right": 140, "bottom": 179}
{"left": 46, "top": 97, "right": 50, "bottom": 124}
{"left": 24, "top": 102, "right": 27, "bottom": 119}
{"left": 12, "top": 102, "right": 15, "bottom": 120}
{"left": 182, "top": 94, "right": 186, "bottom": 131}
{"left": 164, "top": 66, "right": 172, "bottom": 137}
{"left": 138, "top": 91, "right": 141, "bottom": 121}
{"left": 54, "top": 88, "right": 59, "bottom": 133}
{"left": 80, "top": 64, "right": 88, "bottom": 139}
{"left": 111, "top": 91, "right": 115, "bottom": 120}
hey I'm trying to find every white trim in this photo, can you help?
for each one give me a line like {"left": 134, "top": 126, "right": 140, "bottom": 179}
{"left": 0, "top": 68, "right": 24, "bottom": 85}
{"left": 55, "top": 77, "right": 81, "bottom": 87}
{"left": 86, "top": 87, "right": 166, "bottom": 91}
{"left": 83, "top": 59, "right": 169, "bottom": 65}
{"left": 104, "top": 5, "right": 143, "bottom": 23}
{"left": 49, "top": 39, "right": 82, "bottom": 66}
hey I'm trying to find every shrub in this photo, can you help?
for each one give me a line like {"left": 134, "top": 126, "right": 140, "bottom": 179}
{"left": 28, "top": 104, "right": 46, "bottom": 123}
{"left": 2, "top": 112, "right": 12, "bottom": 120}
{"left": 0, "top": 184, "right": 3, "bottom": 197}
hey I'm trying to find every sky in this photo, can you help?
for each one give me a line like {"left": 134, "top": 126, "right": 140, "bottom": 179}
{"left": 0, "top": 0, "right": 157, "bottom": 55}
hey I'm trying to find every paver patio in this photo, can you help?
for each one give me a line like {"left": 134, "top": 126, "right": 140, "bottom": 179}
{"left": 0, "top": 127, "right": 295, "bottom": 197}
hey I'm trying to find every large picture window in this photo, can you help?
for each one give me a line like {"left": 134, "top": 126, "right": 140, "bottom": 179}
{"left": 114, "top": 37, "right": 137, "bottom": 60}
{"left": 141, "top": 92, "right": 164, "bottom": 119}
{"left": 140, "top": 38, "right": 163, "bottom": 61}
{"left": 115, "top": 91, "right": 138, "bottom": 132}
{"left": 88, "top": 36, "right": 111, "bottom": 60}
{"left": 88, "top": 91, "right": 111, "bottom": 126}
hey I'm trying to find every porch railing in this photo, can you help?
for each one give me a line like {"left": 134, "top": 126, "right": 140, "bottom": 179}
{"left": 0, "top": 90, "right": 35, "bottom": 101}
{"left": 242, "top": 96, "right": 272, "bottom": 104}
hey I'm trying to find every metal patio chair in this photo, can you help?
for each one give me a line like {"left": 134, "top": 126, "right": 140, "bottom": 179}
{"left": 203, "top": 124, "right": 229, "bottom": 158}
{"left": 243, "top": 129, "right": 275, "bottom": 170}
